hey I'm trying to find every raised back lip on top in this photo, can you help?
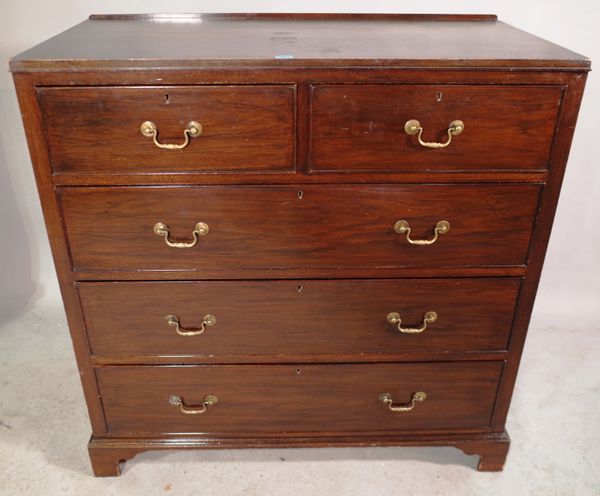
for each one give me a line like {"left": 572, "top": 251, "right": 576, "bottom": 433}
{"left": 87, "top": 13, "right": 500, "bottom": 21}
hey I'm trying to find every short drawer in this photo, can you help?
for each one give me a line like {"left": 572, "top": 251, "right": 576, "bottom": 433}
{"left": 59, "top": 184, "right": 540, "bottom": 273}
{"left": 37, "top": 85, "right": 295, "bottom": 174}
{"left": 309, "top": 84, "right": 562, "bottom": 172}
{"left": 80, "top": 278, "right": 520, "bottom": 360}
{"left": 97, "top": 362, "right": 503, "bottom": 435}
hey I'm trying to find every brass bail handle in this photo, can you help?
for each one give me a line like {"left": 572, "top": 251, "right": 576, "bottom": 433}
{"left": 379, "top": 391, "right": 427, "bottom": 413}
{"left": 387, "top": 311, "right": 438, "bottom": 334}
{"left": 165, "top": 314, "right": 216, "bottom": 337}
{"left": 169, "top": 394, "right": 218, "bottom": 415}
{"left": 140, "top": 120, "right": 202, "bottom": 150}
{"left": 153, "top": 222, "right": 209, "bottom": 249}
{"left": 394, "top": 220, "right": 450, "bottom": 245}
{"left": 405, "top": 119, "right": 464, "bottom": 149}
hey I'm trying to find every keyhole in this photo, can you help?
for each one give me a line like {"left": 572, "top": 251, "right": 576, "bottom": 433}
{"left": 297, "top": 191, "right": 303, "bottom": 200}
{"left": 165, "top": 93, "right": 170, "bottom": 104}
{"left": 436, "top": 92, "right": 443, "bottom": 102}
{"left": 297, "top": 285, "right": 303, "bottom": 293}
{"left": 296, "top": 368, "right": 302, "bottom": 375}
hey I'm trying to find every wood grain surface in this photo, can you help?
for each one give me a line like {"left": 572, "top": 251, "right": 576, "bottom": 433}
{"left": 38, "top": 85, "right": 295, "bottom": 175}
{"left": 79, "top": 278, "right": 520, "bottom": 359}
{"left": 97, "top": 362, "right": 503, "bottom": 435}
{"left": 310, "top": 84, "right": 562, "bottom": 171}
{"left": 59, "top": 184, "right": 540, "bottom": 273}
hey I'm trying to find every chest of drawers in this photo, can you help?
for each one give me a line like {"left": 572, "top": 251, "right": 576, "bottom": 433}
{"left": 10, "top": 13, "right": 589, "bottom": 476}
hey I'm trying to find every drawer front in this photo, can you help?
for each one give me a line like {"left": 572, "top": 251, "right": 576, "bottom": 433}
{"left": 59, "top": 184, "right": 540, "bottom": 273}
{"left": 97, "top": 362, "right": 503, "bottom": 435}
{"left": 37, "top": 85, "right": 295, "bottom": 174}
{"left": 310, "top": 84, "right": 562, "bottom": 172}
{"left": 80, "top": 278, "right": 520, "bottom": 359}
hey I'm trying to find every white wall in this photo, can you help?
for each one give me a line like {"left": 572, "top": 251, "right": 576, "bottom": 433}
{"left": 1, "top": 1, "right": 598, "bottom": 329}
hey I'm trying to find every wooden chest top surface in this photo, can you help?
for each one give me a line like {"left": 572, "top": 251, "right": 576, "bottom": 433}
{"left": 10, "top": 13, "right": 589, "bottom": 72}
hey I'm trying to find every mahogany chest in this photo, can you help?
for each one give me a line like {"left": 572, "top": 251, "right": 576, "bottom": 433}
{"left": 10, "top": 13, "right": 589, "bottom": 476}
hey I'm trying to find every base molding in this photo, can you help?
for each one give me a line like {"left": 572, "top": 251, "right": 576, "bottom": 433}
{"left": 88, "top": 430, "right": 510, "bottom": 476}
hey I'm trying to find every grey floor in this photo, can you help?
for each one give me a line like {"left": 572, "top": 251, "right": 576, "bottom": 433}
{"left": 0, "top": 301, "right": 598, "bottom": 495}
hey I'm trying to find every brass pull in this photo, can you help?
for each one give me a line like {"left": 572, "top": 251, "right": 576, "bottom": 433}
{"left": 153, "top": 222, "right": 209, "bottom": 248}
{"left": 394, "top": 220, "right": 450, "bottom": 245}
{"left": 404, "top": 119, "right": 464, "bottom": 149}
{"left": 169, "top": 394, "right": 218, "bottom": 415}
{"left": 379, "top": 391, "right": 427, "bottom": 412}
{"left": 140, "top": 120, "right": 202, "bottom": 150}
{"left": 387, "top": 311, "right": 438, "bottom": 334}
{"left": 165, "top": 314, "right": 216, "bottom": 336}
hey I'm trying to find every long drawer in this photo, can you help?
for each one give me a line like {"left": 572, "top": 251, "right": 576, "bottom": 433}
{"left": 37, "top": 85, "right": 295, "bottom": 175}
{"left": 59, "top": 184, "right": 540, "bottom": 273}
{"left": 97, "top": 362, "right": 503, "bottom": 435}
{"left": 309, "top": 84, "right": 562, "bottom": 172}
{"left": 80, "top": 278, "right": 520, "bottom": 359}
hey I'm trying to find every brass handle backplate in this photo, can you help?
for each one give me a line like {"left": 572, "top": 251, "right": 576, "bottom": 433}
{"left": 165, "top": 314, "right": 216, "bottom": 336}
{"left": 379, "top": 391, "right": 427, "bottom": 412}
{"left": 394, "top": 220, "right": 450, "bottom": 245}
{"left": 140, "top": 120, "right": 202, "bottom": 150}
{"left": 154, "top": 222, "right": 209, "bottom": 248}
{"left": 169, "top": 394, "right": 218, "bottom": 415}
{"left": 404, "top": 119, "right": 464, "bottom": 149}
{"left": 387, "top": 311, "right": 438, "bottom": 334}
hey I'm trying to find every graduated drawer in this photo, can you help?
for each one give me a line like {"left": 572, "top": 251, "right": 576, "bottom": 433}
{"left": 37, "top": 85, "right": 295, "bottom": 175}
{"left": 309, "top": 84, "right": 562, "bottom": 172}
{"left": 59, "top": 184, "right": 540, "bottom": 273}
{"left": 97, "top": 362, "right": 503, "bottom": 435}
{"left": 80, "top": 278, "right": 520, "bottom": 360}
